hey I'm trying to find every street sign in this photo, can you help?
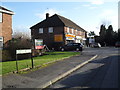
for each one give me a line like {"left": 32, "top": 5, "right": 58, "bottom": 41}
{"left": 16, "top": 49, "right": 32, "bottom": 54}
{"left": 16, "top": 49, "right": 33, "bottom": 73}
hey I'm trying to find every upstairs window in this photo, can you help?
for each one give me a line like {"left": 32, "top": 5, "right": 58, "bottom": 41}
{"left": 75, "top": 30, "right": 77, "bottom": 35}
{"left": 0, "top": 12, "right": 2, "bottom": 22}
{"left": 71, "top": 28, "right": 74, "bottom": 34}
{"left": 39, "top": 28, "right": 43, "bottom": 33}
{"left": 67, "top": 27, "right": 70, "bottom": 34}
{"left": 48, "top": 27, "right": 53, "bottom": 33}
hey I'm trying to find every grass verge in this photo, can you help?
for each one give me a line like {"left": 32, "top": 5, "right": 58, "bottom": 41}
{"left": 1, "top": 51, "right": 80, "bottom": 75}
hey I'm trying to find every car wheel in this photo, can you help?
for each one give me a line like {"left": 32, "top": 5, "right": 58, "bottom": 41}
{"left": 61, "top": 48, "right": 64, "bottom": 51}
{"left": 76, "top": 48, "right": 79, "bottom": 51}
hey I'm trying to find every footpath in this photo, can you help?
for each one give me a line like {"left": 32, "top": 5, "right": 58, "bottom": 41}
{"left": 2, "top": 50, "right": 97, "bottom": 89}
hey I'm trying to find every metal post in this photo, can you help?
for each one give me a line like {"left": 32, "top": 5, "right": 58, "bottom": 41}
{"left": 31, "top": 52, "right": 34, "bottom": 68}
{"left": 16, "top": 54, "right": 18, "bottom": 73}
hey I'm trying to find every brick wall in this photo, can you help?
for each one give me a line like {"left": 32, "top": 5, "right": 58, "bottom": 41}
{"left": 31, "top": 26, "right": 64, "bottom": 49}
{"left": 1, "top": 13, "right": 12, "bottom": 44}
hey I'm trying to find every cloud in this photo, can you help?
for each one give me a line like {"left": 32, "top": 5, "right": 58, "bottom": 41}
{"left": 82, "top": 4, "right": 91, "bottom": 7}
{"left": 89, "top": 6, "right": 97, "bottom": 9}
{"left": 36, "top": 8, "right": 61, "bottom": 20}
{"left": 90, "top": 0, "right": 104, "bottom": 5}
{"left": 74, "top": 4, "right": 97, "bottom": 10}
{"left": 99, "top": 9, "right": 114, "bottom": 17}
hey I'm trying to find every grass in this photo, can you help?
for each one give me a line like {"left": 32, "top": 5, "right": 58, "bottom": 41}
{"left": 1, "top": 51, "right": 80, "bottom": 75}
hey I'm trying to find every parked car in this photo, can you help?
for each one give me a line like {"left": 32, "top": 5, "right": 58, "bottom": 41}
{"left": 93, "top": 43, "right": 101, "bottom": 48}
{"left": 115, "top": 41, "right": 120, "bottom": 48}
{"left": 59, "top": 43, "right": 83, "bottom": 51}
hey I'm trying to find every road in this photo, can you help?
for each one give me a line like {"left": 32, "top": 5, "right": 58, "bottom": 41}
{"left": 48, "top": 47, "right": 119, "bottom": 88}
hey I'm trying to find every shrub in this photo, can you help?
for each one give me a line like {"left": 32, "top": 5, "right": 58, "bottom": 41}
{"left": 2, "top": 50, "right": 12, "bottom": 62}
{"left": 5, "top": 38, "right": 32, "bottom": 60}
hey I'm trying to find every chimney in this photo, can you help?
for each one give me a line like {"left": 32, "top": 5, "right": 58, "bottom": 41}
{"left": 46, "top": 13, "right": 49, "bottom": 19}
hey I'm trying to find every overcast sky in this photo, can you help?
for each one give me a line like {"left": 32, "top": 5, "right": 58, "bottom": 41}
{"left": 2, "top": 0, "right": 118, "bottom": 35}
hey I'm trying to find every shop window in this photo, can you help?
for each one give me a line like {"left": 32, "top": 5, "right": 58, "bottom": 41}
{"left": 39, "top": 28, "right": 43, "bottom": 33}
{"left": 48, "top": 27, "right": 53, "bottom": 33}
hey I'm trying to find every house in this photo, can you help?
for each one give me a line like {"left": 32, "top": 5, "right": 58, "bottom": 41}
{"left": 30, "top": 13, "right": 87, "bottom": 50}
{"left": 0, "top": 6, "right": 14, "bottom": 48}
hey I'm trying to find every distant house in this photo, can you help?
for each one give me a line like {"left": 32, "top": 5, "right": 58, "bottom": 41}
{"left": 30, "top": 13, "right": 87, "bottom": 50}
{"left": 0, "top": 6, "right": 14, "bottom": 48}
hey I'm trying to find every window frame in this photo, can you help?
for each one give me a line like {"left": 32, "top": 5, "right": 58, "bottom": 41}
{"left": 39, "top": 28, "right": 43, "bottom": 33}
{"left": 48, "top": 27, "right": 53, "bottom": 33}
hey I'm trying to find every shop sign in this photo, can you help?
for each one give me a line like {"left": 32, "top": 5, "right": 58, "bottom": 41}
{"left": 66, "top": 37, "right": 75, "bottom": 40}
{"left": 65, "top": 34, "right": 75, "bottom": 38}
{"left": 66, "top": 34, "right": 75, "bottom": 40}
{"left": 89, "top": 38, "right": 94, "bottom": 43}
{"left": 35, "top": 39, "right": 44, "bottom": 49}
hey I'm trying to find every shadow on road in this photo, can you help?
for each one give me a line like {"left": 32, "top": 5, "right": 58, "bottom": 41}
{"left": 51, "top": 55, "right": 119, "bottom": 89}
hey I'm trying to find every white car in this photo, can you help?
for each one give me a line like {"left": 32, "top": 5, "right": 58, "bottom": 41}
{"left": 93, "top": 43, "right": 101, "bottom": 48}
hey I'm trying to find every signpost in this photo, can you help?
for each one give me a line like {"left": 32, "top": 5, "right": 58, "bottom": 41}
{"left": 16, "top": 49, "right": 33, "bottom": 73}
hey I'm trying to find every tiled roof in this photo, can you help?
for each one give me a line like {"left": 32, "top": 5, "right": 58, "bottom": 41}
{"left": 57, "top": 14, "right": 86, "bottom": 32}
{"left": 30, "top": 14, "right": 86, "bottom": 32}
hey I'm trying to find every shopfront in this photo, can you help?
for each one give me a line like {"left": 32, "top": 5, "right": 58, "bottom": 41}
{"left": 75, "top": 36, "right": 82, "bottom": 43}
{"left": 65, "top": 34, "right": 75, "bottom": 44}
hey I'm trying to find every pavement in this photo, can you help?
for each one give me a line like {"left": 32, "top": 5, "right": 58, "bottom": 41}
{"left": 2, "top": 50, "right": 98, "bottom": 89}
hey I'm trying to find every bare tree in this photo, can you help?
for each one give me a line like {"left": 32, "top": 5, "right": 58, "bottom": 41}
{"left": 100, "top": 19, "right": 111, "bottom": 28}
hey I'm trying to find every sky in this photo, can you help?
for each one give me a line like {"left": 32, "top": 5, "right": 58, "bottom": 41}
{"left": 1, "top": 0, "right": 119, "bottom": 36}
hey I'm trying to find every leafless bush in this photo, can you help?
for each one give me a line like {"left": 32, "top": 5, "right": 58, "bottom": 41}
{"left": 5, "top": 32, "right": 32, "bottom": 60}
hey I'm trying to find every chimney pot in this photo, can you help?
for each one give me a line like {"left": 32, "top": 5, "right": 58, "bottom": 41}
{"left": 46, "top": 13, "right": 49, "bottom": 19}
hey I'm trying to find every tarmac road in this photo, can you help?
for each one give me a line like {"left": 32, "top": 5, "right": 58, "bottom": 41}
{"left": 48, "top": 47, "right": 119, "bottom": 89}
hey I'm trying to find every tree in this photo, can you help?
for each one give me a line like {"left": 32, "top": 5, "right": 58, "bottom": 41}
{"left": 88, "top": 31, "right": 96, "bottom": 36}
{"left": 118, "top": 29, "right": 120, "bottom": 41}
{"left": 5, "top": 32, "right": 32, "bottom": 60}
{"left": 105, "top": 25, "right": 114, "bottom": 46}
{"left": 99, "top": 24, "right": 106, "bottom": 46}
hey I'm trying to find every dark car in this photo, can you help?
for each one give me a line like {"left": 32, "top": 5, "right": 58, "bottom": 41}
{"left": 59, "top": 43, "right": 83, "bottom": 51}
{"left": 115, "top": 41, "right": 120, "bottom": 48}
